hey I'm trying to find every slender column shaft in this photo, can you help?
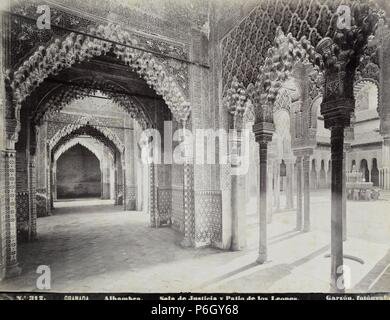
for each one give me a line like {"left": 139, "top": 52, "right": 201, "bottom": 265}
{"left": 257, "top": 142, "right": 268, "bottom": 264}
{"left": 296, "top": 156, "right": 303, "bottom": 230}
{"left": 231, "top": 134, "right": 246, "bottom": 250}
{"left": 286, "top": 159, "right": 294, "bottom": 209}
{"left": 303, "top": 154, "right": 311, "bottom": 232}
{"left": 330, "top": 126, "right": 345, "bottom": 293}
{"left": 266, "top": 162, "right": 273, "bottom": 223}
{"left": 383, "top": 138, "right": 390, "bottom": 190}
{"left": 342, "top": 149, "right": 347, "bottom": 241}
{"left": 114, "top": 162, "right": 119, "bottom": 205}
{"left": 274, "top": 162, "right": 280, "bottom": 211}
{"left": 101, "top": 151, "right": 111, "bottom": 200}
{"left": 231, "top": 174, "right": 247, "bottom": 249}
{"left": 52, "top": 163, "right": 57, "bottom": 201}
{"left": 124, "top": 118, "right": 136, "bottom": 210}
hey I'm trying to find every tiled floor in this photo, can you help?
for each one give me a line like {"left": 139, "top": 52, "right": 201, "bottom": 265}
{"left": 0, "top": 192, "right": 389, "bottom": 293}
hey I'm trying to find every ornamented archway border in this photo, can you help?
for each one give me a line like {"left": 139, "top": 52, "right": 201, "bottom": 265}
{"left": 53, "top": 137, "right": 105, "bottom": 163}
{"left": 353, "top": 78, "right": 380, "bottom": 113}
{"left": 34, "top": 77, "right": 154, "bottom": 129}
{"left": 48, "top": 115, "right": 124, "bottom": 153}
{"left": 308, "top": 77, "right": 380, "bottom": 130}
{"left": 7, "top": 23, "right": 191, "bottom": 142}
{"left": 224, "top": 27, "right": 320, "bottom": 126}
{"left": 220, "top": 0, "right": 384, "bottom": 98}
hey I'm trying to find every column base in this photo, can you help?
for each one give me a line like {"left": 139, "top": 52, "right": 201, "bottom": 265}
{"left": 303, "top": 226, "right": 310, "bottom": 233}
{"left": 180, "top": 237, "right": 192, "bottom": 248}
{"left": 5, "top": 263, "right": 22, "bottom": 279}
{"left": 256, "top": 253, "right": 267, "bottom": 264}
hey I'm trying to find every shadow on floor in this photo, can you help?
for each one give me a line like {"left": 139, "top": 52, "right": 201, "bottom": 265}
{"left": 353, "top": 248, "right": 390, "bottom": 292}
{"left": 199, "top": 244, "right": 331, "bottom": 292}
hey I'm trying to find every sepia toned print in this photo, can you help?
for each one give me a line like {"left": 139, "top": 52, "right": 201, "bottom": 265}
{"left": 0, "top": 0, "right": 390, "bottom": 300}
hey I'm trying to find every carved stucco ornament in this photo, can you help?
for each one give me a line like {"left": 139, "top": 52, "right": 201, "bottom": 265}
{"left": 49, "top": 115, "right": 124, "bottom": 152}
{"left": 7, "top": 23, "right": 191, "bottom": 141}
{"left": 315, "top": 2, "right": 382, "bottom": 129}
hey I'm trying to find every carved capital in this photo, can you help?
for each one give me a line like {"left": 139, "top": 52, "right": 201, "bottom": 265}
{"left": 252, "top": 121, "right": 274, "bottom": 144}
{"left": 320, "top": 98, "right": 355, "bottom": 129}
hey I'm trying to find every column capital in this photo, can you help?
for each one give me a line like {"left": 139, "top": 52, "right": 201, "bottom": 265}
{"left": 252, "top": 121, "right": 274, "bottom": 144}
{"left": 320, "top": 98, "right": 355, "bottom": 130}
{"left": 316, "top": 13, "right": 378, "bottom": 130}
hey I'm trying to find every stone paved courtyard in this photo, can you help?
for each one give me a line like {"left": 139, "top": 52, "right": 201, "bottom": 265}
{"left": 1, "top": 192, "right": 389, "bottom": 293}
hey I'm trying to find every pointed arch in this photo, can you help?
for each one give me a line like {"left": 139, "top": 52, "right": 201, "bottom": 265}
{"left": 34, "top": 77, "right": 153, "bottom": 129}
{"left": 48, "top": 115, "right": 124, "bottom": 153}
{"left": 54, "top": 137, "right": 106, "bottom": 163}
{"left": 8, "top": 23, "right": 191, "bottom": 141}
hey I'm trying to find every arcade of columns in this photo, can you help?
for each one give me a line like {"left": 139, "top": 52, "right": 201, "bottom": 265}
{"left": 1, "top": 0, "right": 390, "bottom": 292}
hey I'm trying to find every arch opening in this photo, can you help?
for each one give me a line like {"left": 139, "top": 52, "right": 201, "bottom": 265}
{"left": 56, "top": 144, "right": 102, "bottom": 200}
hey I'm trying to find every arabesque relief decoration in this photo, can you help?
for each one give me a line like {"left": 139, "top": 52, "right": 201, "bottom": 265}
{"left": 34, "top": 78, "right": 152, "bottom": 129}
{"left": 48, "top": 115, "right": 124, "bottom": 152}
{"left": 224, "top": 27, "right": 321, "bottom": 124}
{"left": 6, "top": 23, "right": 191, "bottom": 141}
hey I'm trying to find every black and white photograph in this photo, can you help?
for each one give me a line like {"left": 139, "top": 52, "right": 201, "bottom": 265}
{"left": 0, "top": 0, "right": 390, "bottom": 305}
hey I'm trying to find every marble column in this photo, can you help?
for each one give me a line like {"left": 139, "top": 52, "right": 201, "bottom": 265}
{"left": 101, "top": 149, "right": 111, "bottom": 200}
{"left": 303, "top": 153, "right": 311, "bottom": 232}
{"left": 114, "top": 162, "right": 118, "bottom": 205}
{"left": 330, "top": 126, "right": 345, "bottom": 292}
{"left": 382, "top": 137, "right": 390, "bottom": 189}
{"left": 52, "top": 162, "right": 57, "bottom": 201}
{"left": 231, "top": 134, "right": 247, "bottom": 250}
{"left": 124, "top": 118, "right": 136, "bottom": 210}
{"left": 342, "top": 144, "right": 351, "bottom": 241}
{"left": 266, "top": 161, "right": 273, "bottom": 223}
{"left": 273, "top": 161, "right": 281, "bottom": 211}
{"left": 253, "top": 122, "right": 274, "bottom": 264}
{"left": 295, "top": 155, "right": 303, "bottom": 230}
{"left": 257, "top": 141, "right": 268, "bottom": 263}
{"left": 285, "top": 158, "right": 294, "bottom": 209}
